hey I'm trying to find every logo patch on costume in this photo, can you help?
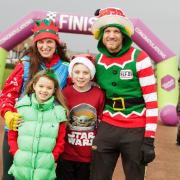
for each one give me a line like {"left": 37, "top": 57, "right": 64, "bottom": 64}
{"left": 67, "top": 103, "right": 97, "bottom": 147}
{"left": 120, "top": 70, "right": 133, "bottom": 79}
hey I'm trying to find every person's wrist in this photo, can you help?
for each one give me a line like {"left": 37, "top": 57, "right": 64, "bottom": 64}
{"left": 4, "top": 111, "right": 13, "bottom": 128}
{"left": 144, "top": 137, "right": 154, "bottom": 145}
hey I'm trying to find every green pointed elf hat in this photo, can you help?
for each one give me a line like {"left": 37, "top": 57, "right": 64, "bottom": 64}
{"left": 33, "top": 69, "right": 58, "bottom": 81}
{"left": 32, "top": 19, "right": 60, "bottom": 44}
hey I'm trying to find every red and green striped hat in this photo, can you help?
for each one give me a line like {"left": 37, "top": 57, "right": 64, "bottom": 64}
{"left": 32, "top": 19, "right": 60, "bottom": 44}
{"left": 91, "top": 7, "right": 134, "bottom": 40}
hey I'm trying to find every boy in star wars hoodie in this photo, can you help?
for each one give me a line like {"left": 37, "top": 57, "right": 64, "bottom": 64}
{"left": 57, "top": 54, "right": 105, "bottom": 180}
{"left": 91, "top": 7, "right": 158, "bottom": 180}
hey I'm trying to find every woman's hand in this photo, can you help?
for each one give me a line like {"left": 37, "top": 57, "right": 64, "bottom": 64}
{"left": 4, "top": 111, "right": 23, "bottom": 131}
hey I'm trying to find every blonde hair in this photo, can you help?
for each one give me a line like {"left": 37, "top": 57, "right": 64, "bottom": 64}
{"left": 24, "top": 70, "right": 68, "bottom": 113}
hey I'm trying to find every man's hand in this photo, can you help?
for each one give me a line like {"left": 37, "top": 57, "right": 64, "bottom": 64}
{"left": 4, "top": 111, "right": 22, "bottom": 131}
{"left": 141, "top": 137, "right": 155, "bottom": 165}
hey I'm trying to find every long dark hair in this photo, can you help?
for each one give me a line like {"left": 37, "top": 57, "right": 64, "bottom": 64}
{"left": 20, "top": 41, "right": 70, "bottom": 86}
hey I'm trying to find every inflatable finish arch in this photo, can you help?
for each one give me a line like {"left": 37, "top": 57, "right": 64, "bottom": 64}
{"left": 0, "top": 10, "right": 178, "bottom": 125}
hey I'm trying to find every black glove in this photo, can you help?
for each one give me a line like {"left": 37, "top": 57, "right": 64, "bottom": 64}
{"left": 141, "top": 137, "right": 155, "bottom": 165}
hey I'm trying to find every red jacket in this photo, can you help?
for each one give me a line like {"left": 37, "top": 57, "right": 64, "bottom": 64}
{"left": 0, "top": 55, "right": 60, "bottom": 118}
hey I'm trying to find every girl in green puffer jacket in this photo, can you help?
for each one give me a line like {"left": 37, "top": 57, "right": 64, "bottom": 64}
{"left": 8, "top": 70, "right": 68, "bottom": 180}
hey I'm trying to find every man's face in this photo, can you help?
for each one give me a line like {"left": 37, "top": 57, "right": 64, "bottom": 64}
{"left": 102, "top": 26, "right": 123, "bottom": 53}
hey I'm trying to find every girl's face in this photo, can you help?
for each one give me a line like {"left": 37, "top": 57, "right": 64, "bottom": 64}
{"left": 71, "top": 63, "right": 91, "bottom": 91}
{"left": 33, "top": 76, "right": 55, "bottom": 103}
{"left": 37, "top": 38, "right": 56, "bottom": 59}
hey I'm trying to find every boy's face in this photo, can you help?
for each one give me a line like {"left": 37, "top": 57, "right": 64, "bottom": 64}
{"left": 71, "top": 63, "right": 91, "bottom": 91}
{"left": 33, "top": 76, "right": 55, "bottom": 103}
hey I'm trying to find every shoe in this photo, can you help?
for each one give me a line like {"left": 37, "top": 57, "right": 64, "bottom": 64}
{"left": 176, "top": 142, "right": 180, "bottom": 146}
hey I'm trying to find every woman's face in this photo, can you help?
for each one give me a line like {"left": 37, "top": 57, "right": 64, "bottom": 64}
{"left": 37, "top": 38, "right": 56, "bottom": 59}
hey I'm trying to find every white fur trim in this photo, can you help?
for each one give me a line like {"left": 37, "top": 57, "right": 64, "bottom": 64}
{"left": 68, "top": 57, "right": 96, "bottom": 79}
{"left": 91, "top": 15, "right": 134, "bottom": 36}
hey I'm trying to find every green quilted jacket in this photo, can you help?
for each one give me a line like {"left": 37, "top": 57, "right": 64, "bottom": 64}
{"left": 8, "top": 93, "right": 67, "bottom": 180}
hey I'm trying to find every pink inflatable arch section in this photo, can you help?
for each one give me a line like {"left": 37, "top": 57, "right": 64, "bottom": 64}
{"left": 0, "top": 10, "right": 175, "bottom": 60}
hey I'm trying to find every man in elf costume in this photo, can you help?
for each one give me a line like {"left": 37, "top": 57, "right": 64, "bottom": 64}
{"left": 91, "top": 7, "right": 158, "bottom": 180}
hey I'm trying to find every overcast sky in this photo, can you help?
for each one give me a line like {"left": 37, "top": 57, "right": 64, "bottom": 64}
{"left": 0, "top": 0, "right": 179, "bottom": 55}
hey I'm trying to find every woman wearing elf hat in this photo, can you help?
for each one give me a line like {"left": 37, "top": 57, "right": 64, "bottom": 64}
{"left": 0, "top": 18, "right": 69, "bottom": 180}
{"left": 91, "top": 7, "right": 158, "bottom": 180}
